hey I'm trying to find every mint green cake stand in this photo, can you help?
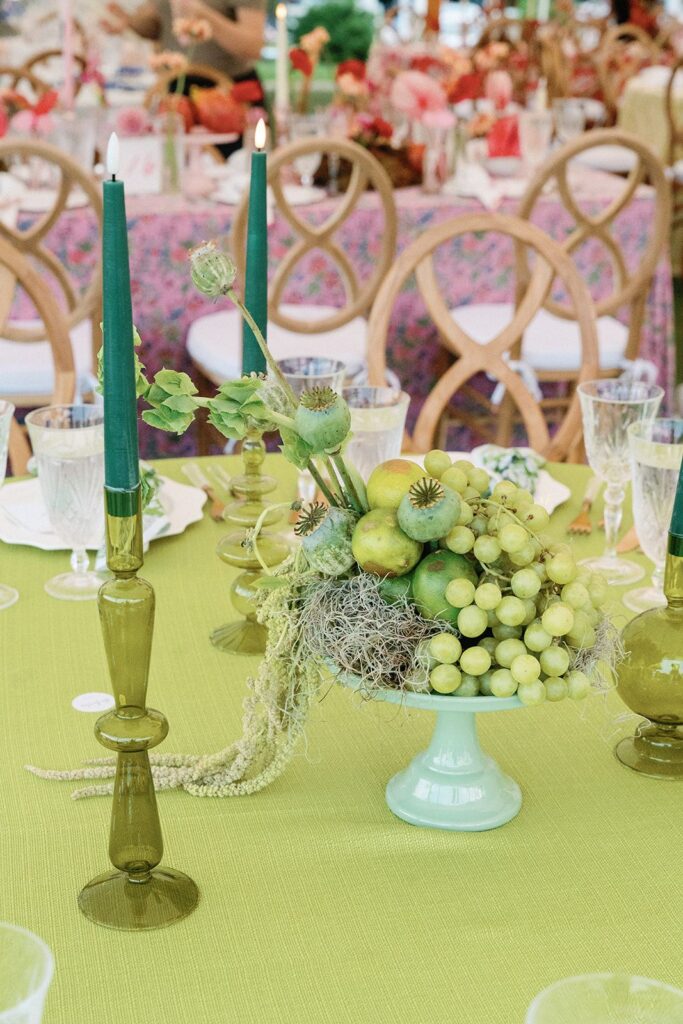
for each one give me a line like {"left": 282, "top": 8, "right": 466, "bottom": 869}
{"left": 339, "top": 673, "right": 523, "bottom": 832}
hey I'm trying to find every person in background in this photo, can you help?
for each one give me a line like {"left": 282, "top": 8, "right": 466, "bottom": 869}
{"left": 101, "top": 0, "right": 266, "bottom": 89}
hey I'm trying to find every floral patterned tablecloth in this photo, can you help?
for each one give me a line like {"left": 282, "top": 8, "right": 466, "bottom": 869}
{"left": 43, "top": 167, "right": 673, "bottom": 458}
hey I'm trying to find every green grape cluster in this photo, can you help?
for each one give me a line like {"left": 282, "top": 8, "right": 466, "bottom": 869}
{"left": 417, "top": 451, "right": 605, "bottom": 707}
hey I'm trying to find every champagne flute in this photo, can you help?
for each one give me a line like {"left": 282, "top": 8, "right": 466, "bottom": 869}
{"left": 0, "top": 401, "right": 19, "bottom": 610}
{"left": 625, "top": 418, "right": 683, "bottom": 613}
{"left": 25, "top": 404, "right": 105, "bottom": 600}
{"left": 578, "top": 380, "right": 663, "bottom": 584}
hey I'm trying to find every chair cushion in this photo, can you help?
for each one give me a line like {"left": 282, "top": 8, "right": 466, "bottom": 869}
{"left": 186, "top": 304, "right": 368, "bottom": 385}
{"left": 451, "top": 303, "right": 627, "bottom": 372}
{"left": 0, "top": 319, "right": 95, "bottom": 397}
{"left": 672, "top": 160, "right": 683, "bottom": 184}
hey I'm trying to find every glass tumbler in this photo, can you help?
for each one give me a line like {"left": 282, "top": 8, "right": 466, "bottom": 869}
{"left": 578, "top": 380, "right": 663, "bottom": 585}
{"left": 342, "top": 386, "right": 410, "bottom": 482}
{"left": 626, "top": 418, "right": 683, "bottom": 613}
{"left": 25, "top": 405, "right": 105, "bottom": 600}
{"left": 526, "top": 973, "right": 683, "bottom": 1024}
{"left": 519, "top": 110, "right": 553, "bottom": 172}
{"left": 0, "top": 923, "right": 54, "bottom": 1024}
{"left": 278, "top": 357, "right": 347, "bottom": 502}
{"left": 0, "top": 401, "right": 19, "bottom": 610}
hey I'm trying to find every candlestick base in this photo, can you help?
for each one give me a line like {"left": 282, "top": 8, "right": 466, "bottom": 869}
{"left": 211, "top": 429, "right": 289, "bottom": 654}
{"left": 78, "top": 867, "right": 199, "bottom": 932}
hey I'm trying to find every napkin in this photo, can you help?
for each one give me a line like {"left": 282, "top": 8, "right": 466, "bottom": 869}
{"left": 487, "top": 116, "right": 521, "bottom": 158}
{"left": 443, "top": 161, "right": 502, "bottom": 210}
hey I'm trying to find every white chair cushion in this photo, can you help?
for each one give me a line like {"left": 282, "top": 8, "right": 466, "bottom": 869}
{"left": 451, "top": 303, "right": 627, "bottom": 372}
{"left": 186, "top": 304, "right": 368, "bottom": 385}
{"left": 672, "top": 160, "right": 683, "bottom": 184}
{"left": 0, "top": 319, "right": 95, "bottom": 397}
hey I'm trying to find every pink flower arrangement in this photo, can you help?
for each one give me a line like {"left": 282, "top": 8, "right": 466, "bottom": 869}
{"left": 423, "top": 108, "right": 456, "bottom": 130}
{"left": 172, "top": 16, "right": 213, "bottom": 47}
{"left": 337, "top": 72, "right": 369, "bottom": 100}
{"left": 10, "top": 89, "right": 58, "bottom": 138}
{"left": 485, "top": 69, "right": 513, "bottom": 111}
{"left": 149, "top": 51, "right": 188, "bottom": 75}
{"left": 114, "top": 106, "right": 152, "bottom": 136}
{"left": 390, "top": 70, "right": 448, "bottom": 120}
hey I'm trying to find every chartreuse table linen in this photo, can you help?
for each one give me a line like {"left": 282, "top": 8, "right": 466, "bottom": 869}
{"left": 0, "top": 455, "right": 681, "bottom": 1024}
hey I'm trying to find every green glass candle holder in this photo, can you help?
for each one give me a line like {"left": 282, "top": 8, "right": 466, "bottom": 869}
{"left": 211, "top": 428, "right": 289, "bottom": 655}
{"left": 78, "top": 486, "right": 199, "bottom": 930}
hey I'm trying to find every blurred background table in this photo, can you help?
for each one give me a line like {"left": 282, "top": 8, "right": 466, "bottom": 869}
{"left": 32, "top": 165, "right": 674, "bottom": 459}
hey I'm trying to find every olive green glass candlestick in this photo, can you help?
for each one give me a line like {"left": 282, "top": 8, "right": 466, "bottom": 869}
{"left": 78, "top": 486, "right": 199, "bottom": 930}
{"left": 211, "top": 428, "right": 289, "bottom": 655}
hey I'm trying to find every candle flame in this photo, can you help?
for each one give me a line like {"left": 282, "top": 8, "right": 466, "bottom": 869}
{"left": 106, "top": 133, "right": 120, "bottom": 178}
{"left": 254, "top": 118, "right": 267, "bottom": 151}
{"left": 275, "top": 3, "right": 286, "bottom": 17}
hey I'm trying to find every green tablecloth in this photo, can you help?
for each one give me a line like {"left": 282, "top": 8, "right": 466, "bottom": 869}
{"left": 1, "top": 456, "right": 681, "bottom": 1024}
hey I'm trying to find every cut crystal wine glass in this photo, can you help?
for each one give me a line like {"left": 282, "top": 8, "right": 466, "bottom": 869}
{"left": 625, "top": 418, "right": 683, "bottom": 613}
{"left": 25, "top": 405, "right": 105, "bottom": 600}
{"left": 578, "top": 380, "right": 663, "bottom": 584}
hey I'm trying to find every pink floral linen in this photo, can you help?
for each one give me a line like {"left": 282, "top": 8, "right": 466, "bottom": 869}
{"left": 28, "top": 170, "right": 673, "bottom": 458}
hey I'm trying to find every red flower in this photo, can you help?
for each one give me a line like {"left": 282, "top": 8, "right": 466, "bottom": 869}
{"left": 447, "top": 72, "right": 484, "bottom": 104}
{"left": 409, "top": 54, "right": 443, "bottom": 74}
{"left": 191, "top": 87, "right": 247, "bottom": 134}
{"left": 425, "top": 13, "right": 440, "bottom": 33}
{"left": 374, "top": 116, "right": 393, "bottom": 139}
{"left": 290, "top": 48, "right": 313, "bottom": 77}
{"left": 34, "top": 90, "right": 58, "bottom": 116}
{"left": 231, "top": 79, "right": 263, "bottom": 104}
{"left": 336, "top": 59, "right": 366, "bottom": 81}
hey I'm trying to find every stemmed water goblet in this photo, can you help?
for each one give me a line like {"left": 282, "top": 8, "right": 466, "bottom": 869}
{"left": 342, "top": 386, "right": 410, "bottom": 482}
{"left": 278, "top": 357, "right": 347, "bottom": 502}
{"left": 577, "top": 380, "right": 663, "bottom": 585}
{"left": 25, "top": 404, "right": 105, "bottom": 600}
{"left": 624, "top": 418, "right": 683, "bottom": 613}
{"left": 290, "top": 113, "right": 326, "bottom": 189}
{"left": 0, "top": 401, "right": 19, "bottom": 610}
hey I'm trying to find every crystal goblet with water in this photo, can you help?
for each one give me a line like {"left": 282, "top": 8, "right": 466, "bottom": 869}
{"left": 0, "top": 923, "right": 54, "bottom": 1024}
{"left": 342, "top": 387, "right": 410, "bottom": 482}
{"left": 25, "top": 405, "right": 105, "bottom": 600}
{"left": 290, "top": 114, "right": 325, "bottom": 189}
{"left": 278, "top": 357, "right": 347, "bottom": 501}
{"left": 578, "top": 380, "right": 663, "bottom": 584}
{"left": 625, "top": 418, "right": 683, "bottom": 613}
{"left": 0, "top": 401, "right": 19, "bottom": 610}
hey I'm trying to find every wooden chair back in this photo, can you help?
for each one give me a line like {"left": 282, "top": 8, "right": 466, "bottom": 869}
{"left": 595, "top": 23, "right": 660, "bottom": 122}
{"left": 0, "top": 138, "right": 102, "bottom": 362}
{"left": 517, "top": 128, "right": 670, "bottom": 362}
{"left": 665, "top": 57, "right": 683, "bottom": 168}
{"left": 22, "top": 50, "right": 87, "bottom": 97}
{"left": 366, "top": 212, "right": 599, "bottom": 460}
{"left": 8, "top": 413, "right": 31, "bottom": 477}
{"left": 144, "top": 63, "right": 233, "bottom": 107}
{"left": 0, "top": 234, "right": 76, "bottom": 410}
{"left": 0, "top": 64, "right": 51, "bottom": 98}
{"left": 231, "top": 137, "right": 397, "bottom": 334}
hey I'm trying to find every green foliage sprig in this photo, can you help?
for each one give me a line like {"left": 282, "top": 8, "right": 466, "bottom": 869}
{"left": 294, "top": 1, "right": 374, "bottom": 63}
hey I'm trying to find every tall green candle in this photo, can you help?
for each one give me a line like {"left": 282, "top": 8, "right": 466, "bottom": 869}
{"left": 102, "top": 132, "right": 139, "bottom": 500}
{"left": 242, "top": 118, "right": 268, "bottom": 376}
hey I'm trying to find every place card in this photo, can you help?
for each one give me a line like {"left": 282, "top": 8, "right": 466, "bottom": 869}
{"left": 117, "top": 136, "right": 164, "bottom": 196}
{"left": 71, "top": 692, "right": 116, "bottom": 713}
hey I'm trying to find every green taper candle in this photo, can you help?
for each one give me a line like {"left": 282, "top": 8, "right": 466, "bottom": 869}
{"left": 669, "top": 451, "right": 683, "bottom": 558}
{"left": 103, "top": 132, "right": 139, "bottom": 500}
{"left": 242, "top": 118, "right": 268, "bottom": 375}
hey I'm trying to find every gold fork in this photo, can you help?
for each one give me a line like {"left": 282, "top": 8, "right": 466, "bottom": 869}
{"left": 567, "top": 475, "right": 602, "bottom": 535}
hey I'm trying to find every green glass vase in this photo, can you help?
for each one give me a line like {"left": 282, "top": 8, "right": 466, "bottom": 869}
{"left": 616, "top": 533, "right": 683, "bottom": 778}
{"left": 78, "top": 487, "right": 199, "bottom": 929}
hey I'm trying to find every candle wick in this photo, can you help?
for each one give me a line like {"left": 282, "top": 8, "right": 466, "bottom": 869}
{"left": 111, "top": 174, "right": 117, "bottom": 182}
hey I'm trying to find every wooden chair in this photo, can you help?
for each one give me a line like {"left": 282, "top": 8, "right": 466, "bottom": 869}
{"left": 516, "top": 128, "right": 670, "bottom": 384}
{"left": 366, "top": 212, "right": 599, "bottom": 460}
{"left": 22, "top": 50, "right": 87, "bottom": 97}
{"left": 665, "top": 57, "right": 683, "bottom": 169}
{"left": 144, "top": 63, "right": 233, "bottom": 108}
{"left": 0, "top": 139, "right": 102, "bottom": 408}
{"left": 595, "top": 23, "right": 660, "bottom": 123}
{"left": 0, "top": 234, "right": 76, "bottom": 475}
{"left": 187, "top": 136, "right": 397, "bottom": 389}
